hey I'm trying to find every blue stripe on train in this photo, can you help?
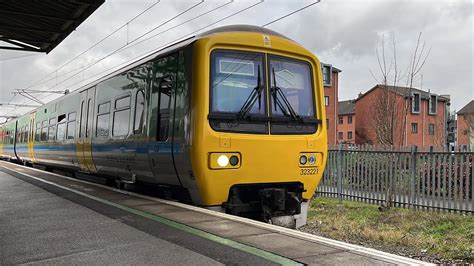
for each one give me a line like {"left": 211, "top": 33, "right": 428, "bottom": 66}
{"left": 12, "top": 142, "right": 181, "bottom": 154}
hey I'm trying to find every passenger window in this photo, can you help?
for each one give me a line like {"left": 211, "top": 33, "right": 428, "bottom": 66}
{"left": 67, "top": 112, "right": 76, "bottom": 140}
{"left": 79, "top": 101, "right": 84, "bottom": 138}
{"left": 134, "top": 90, "right": 145, "bottom": 134}
{"left": 41, "top": 120, "right": 47, "bottom": 141}
{"left": 48, "top": 118, "right": 56, "bottom": 141}
{"left": 96, "top": 102, "right": 110, "bottom": 138}
{"left": 56, "top": 114, "right": 67, "bottom": 141}
{"left": 158, "top": 76, "right": 172, "bottom": 141}
{"left": 35, "top": 122, "right": 41, "bottom": 141}
{"left": 113, "top": 95, "right": 131, "bottom": 137}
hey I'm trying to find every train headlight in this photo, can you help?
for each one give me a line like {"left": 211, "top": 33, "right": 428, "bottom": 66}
{"left": 217, "top": 155, "right": 229, "bottom": 167}
{"left": 299, "top": 152, "right": 322, "bottom": 167}
{"left": 299, "top": 155, "right": 307, "bottom": 165}
{"left": 209, "top": 153, "right": 241, "bottom": 169}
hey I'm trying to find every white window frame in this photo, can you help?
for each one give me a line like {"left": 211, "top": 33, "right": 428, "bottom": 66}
{"left": 321, "top": 64, "right": 332, "bottom": 86}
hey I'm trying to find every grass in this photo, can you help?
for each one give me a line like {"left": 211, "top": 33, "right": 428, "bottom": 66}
{"left": 302, "top": 197, "right": 474, "bottom": 263}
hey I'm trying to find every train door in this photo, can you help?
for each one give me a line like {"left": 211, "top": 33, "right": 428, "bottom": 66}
{"left": 77, "top": 87, "right": 97, "bottom": 173}
{"left": 27, "top": 112, "right": 36, "bottom": 162}
{"left": 148, "top": 54, "right": 181, "bottom": 186}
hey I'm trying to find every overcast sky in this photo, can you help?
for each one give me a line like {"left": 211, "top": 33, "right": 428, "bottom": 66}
{"left": 0, "top": 0, "right": 472, "bottom": 121}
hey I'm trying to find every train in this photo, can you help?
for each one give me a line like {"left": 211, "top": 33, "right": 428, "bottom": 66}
{"left": 0, "top": 25, "right": 327, "bottom": 228}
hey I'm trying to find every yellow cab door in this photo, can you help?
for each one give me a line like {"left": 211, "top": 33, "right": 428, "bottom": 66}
{"left": 77, "top": 87, "right": 97, "bottom": 173}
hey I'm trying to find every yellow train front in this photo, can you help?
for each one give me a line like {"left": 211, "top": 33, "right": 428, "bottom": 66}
{"left": 190, "top": 26, "right": 327, "bottom": 228}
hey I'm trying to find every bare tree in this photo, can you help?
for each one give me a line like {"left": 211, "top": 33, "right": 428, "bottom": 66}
{"left": 367, "top": 32, "right": 431, "bottom": 146}
{"left": 367, "top": 33, "right": 431, "bottom": 210}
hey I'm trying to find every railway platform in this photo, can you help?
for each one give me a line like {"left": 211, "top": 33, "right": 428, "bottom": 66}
{"left": 0, "top": 161, "right": 431, "bottom": 265}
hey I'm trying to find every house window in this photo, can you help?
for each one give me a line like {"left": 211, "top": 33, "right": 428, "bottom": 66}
{"left": 412, "top": 93, "right": 420, "bottom": 113}
{"left": 338, "top": 132, "right": 343, "bottom": 140}
{"left": 322, "top": 64, "right": 331, "bottom": 86}
{"left": 338, "top": 116, "right": 343, "bottom": 124}
{"left": 428, "top": 123, "right": 435, "bottom": 135}
{"left": 411, "top": 123, "right": 418, "bottom": 133}
{"left": 324, "top": 96, "right": 329, "bottom": 106}
{"left": 429, "top": 95, "right": 437, "bottom": 115}
{"left": 326, "top": 119, "right": 329, "bottom": 130}
{"left": 348, "top": 115, "right": 353, "bottom": 124}
{"left": 348, "top": 131, "right": 353, "bottom": 139}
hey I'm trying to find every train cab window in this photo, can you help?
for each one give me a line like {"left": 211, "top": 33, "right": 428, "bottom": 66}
{"left": 48, "top": 118, "right": 57, "bottom": 141}
{"left": 67, "top": 112, "right": 76, "bottom": 140}
{"left": 35, "top": 122, "right": 41, "bottom": 141}
{"left": 41, "top": 120, "right": 48, "bottom": 141}
{"left": 134, "top": 90, "right": 145, "bottom": 134}
{"left": 57, "top": 114, "right": 67, "bottom": 141}
{"left": 96, "top": 102, "right": 110, "bottom": 138}
{"left": 113, "top": 95, "right": 131, "bottom": 137}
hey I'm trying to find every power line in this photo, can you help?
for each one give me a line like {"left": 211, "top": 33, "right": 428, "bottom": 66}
{"left": 40, "top": 0, "right": 206, "bottom": 93}
{"left": 34, "top": 0, "right": 262, "bottom": 98}
{"left": 22, "top": 0, "right": 233, "bottom": 92}
{"left": 262, "top": 0, "right": 320, "bottom": 27}
{"left": 23, "top": 0, "right": 162, "bottom": 90}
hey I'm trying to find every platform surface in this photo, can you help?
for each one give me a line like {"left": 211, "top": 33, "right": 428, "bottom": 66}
{"left": 0, "top": 161, "right": 431, "bottom": 265}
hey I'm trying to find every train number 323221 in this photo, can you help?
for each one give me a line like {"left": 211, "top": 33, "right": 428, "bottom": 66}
{"left": 300, "top": 168, "right": 318, "bottom": 175}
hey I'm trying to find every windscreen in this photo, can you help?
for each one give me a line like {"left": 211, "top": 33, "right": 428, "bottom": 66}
{"left": 210, "top": 50, "right": 265, "bottom": 115}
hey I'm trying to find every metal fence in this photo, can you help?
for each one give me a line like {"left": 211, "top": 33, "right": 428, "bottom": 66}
{"left": 317, "top": 145, "right": 473, "bottom": 214}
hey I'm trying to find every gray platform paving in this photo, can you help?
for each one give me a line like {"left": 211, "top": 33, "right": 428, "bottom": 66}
{"left": 0, "top": 161, "right": 431, "bottom": 265}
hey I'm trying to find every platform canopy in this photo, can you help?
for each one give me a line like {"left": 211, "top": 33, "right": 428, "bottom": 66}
{"left": 0, "top": 0, "right": 104, "bottom": 53}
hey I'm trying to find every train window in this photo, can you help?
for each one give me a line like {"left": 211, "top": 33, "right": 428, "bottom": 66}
{"left": 210, "top": 50, "right": 265, "bottom": 115}
{"left": 96, "top": 102, "right": 110, "bottom": 138}
{"left": 115, "top": 96, "right": 130, "bottom": 109}
{"left": 58, "top": 114, "right": 66, "bottom": 123}
{"left": 48, "top": 118, "right": 56, "bottom": 141}
{"left": 67, "top": 112, "right": 76, "bottom": 140}
{"left": 79, "top": 101, "right": 84, "bottom": 138}
{"left": 98, "top": 102, "right": 110, "bottom": 114}
{"left": 35, "top": 122, "right": 41, "bottom": 141}
{"left": 113, "top": 95, "right": 130, "bottom": 137}
{"left": 134, "top": 90, "right": 145, "bottom": 134}
{"left": 57, "top": 114, "right": 66, "bottom": 141}
{"left": 86, "top": 99, "right": 92, "bottom": 138}
{"left": 57, "top": 123, "right": 66, "bottom": 141}
{"left": 158, "top": 77, "right": 172, "bottom": 141}
{"left": 41, "top": 120, "right": 47, "bottom": 141}
{"left": 68, "top": 112, "right": 76, "bottom": 121}
{"left": 113, "top": 109, "right": 130, "bottom": 136}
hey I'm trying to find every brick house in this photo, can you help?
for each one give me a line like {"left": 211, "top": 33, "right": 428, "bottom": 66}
{"left": 355, "top": 85, "right": 449, "bottom": 147}
{"left": 337, "top": 100, "right": 355, "bottom": 144}
{"left": 322, "top": 63, "right": 341, "bottom": 145}
{"left": 457, "top": 100, "right": 474, "bottom": 150}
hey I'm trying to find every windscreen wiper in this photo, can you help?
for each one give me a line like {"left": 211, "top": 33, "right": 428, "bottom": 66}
{"left": 271, "top": 68, "right": 302, "bottom": 123}
{"left": 237, "top": 65, "right": 264, "bottom": 120}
